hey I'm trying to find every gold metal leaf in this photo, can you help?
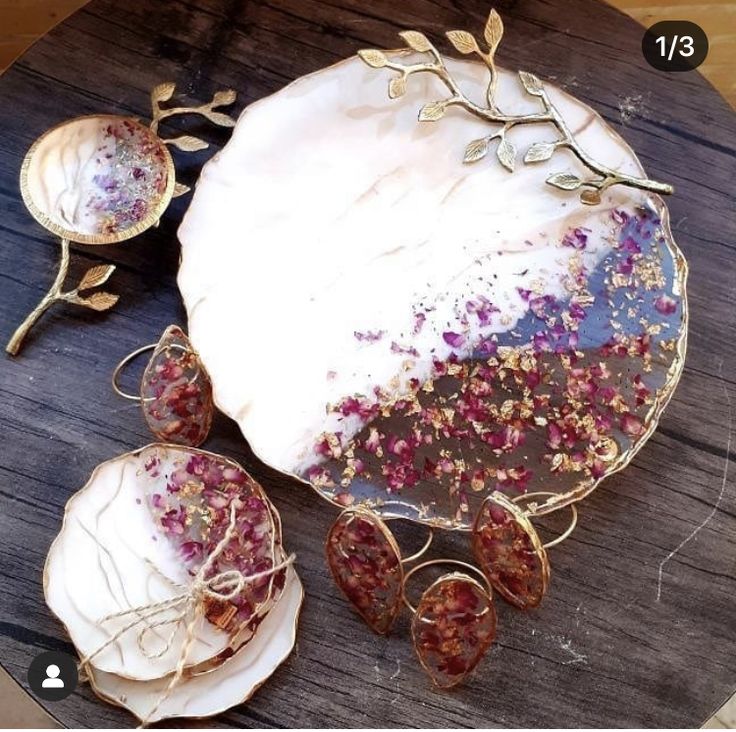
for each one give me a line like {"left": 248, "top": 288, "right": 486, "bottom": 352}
{"left": 203, "top": 110, "right": 236, "bottom": 127}
{"left": 77, "top": 264, "right": 115, "bottom": 292}
{"left": 418, "top": 101, "right": 446, "bottom": 122}
{"left": 212, "top": 89, "right": 237, "bottom": 107}
{"left": 358, "top": 49, "right": 388, "bottom": 68}
{"left": 484, "top": 9, "right": 504, "bottom": 54}
{"left": 399, "top": 30, "right": 433, "bottom": 53}
{"left": 496, "top": 137, "right": 516, "bottom": 172}
{"left": 151, "top": 82, "right": 176, "bottom": 104}
{"left": 77, "top": 291, "right": 119, "bottom": 312}
{"left": 165, "top": 135, "right": 210, "bottom": 152}
{"left": 580, "top": 188, "right": 602, "bottom": 205}
{"left": 389, "top": 76, "right": 407, "bottom": 99}
{"left": 446, "top": 30, "right": 479, "bottom": 55}
{"left": 463, "top": 137, "right": 489, "bottom": 163}
{"left": 524, "top": 142, "right": 555, "bottom": 163}
{"left": 519, "top": 70, "right": 544, "bottom": 97}
{"left": 360, "top": 9, "right": 672, "bottom": 203}
{"left": 173, "top": 182, "right": 191, "bottom": 197}
{"left": 546, "top": 172, "right": 582, "bottom": 190}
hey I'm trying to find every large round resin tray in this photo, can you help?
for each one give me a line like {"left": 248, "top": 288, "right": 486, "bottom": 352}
{"left": 178, "top": 56, "right": 687, "bottom": 529}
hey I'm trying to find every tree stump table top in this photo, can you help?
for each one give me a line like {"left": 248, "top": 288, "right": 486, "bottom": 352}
{"left": 0, "top": 0, "right": 734, "bottom": 727}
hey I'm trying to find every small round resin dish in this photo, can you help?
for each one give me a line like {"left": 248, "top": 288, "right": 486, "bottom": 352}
{"left": 20, "top": 115, "right": 175, "bottom": 244}
{"left": 178, "top": 17, "right": 687, "bottom": 529}
{"left": 43, "top": 444, "right": 302, "bottom": 723}
{"left": 7, "top": 83, "right": 237, "bottom": 356}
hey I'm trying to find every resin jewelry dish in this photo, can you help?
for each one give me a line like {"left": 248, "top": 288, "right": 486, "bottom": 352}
{"left": 177, "top": 9, "right": 687, "bottom": 528}
{"left": 7, "top": 84, "right": 237, "bottom": 356}
{"left": 43, "top": 444, "right": 301, "bottom": 724}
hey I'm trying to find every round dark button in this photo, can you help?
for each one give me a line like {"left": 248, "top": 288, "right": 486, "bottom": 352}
{"left": 27, "top": 651, "right": 78, "bottom": 702}
{"left": 642, "top": 21, "right": 708, "bottom": 72}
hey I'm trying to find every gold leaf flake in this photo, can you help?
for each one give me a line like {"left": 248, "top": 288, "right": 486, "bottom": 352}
{"left": 446, "top": 30, "right": 479, "bottom": 55}
{"left": 77, "top": 264, "right": 115, "bottom": 292}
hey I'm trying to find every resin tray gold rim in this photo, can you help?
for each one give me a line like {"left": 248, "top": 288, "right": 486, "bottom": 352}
{"left": 177, "top": 54, "right": 689, "bottom": 530}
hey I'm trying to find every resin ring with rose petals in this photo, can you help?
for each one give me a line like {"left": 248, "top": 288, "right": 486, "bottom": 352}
{"left": 402, "top": 560, "right": 497, "bottom": 689}
{"left": 472, "top": 491, "right": 578, "bottom": 610}
{"left": 112, "top": 325, "right": 214, "bottom": 447}
{"left": 325, "top": 506, "right": 434, "bottom": 635}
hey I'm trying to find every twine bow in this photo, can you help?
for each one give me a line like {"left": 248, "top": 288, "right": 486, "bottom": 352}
{"left": 77, "top": 502, "right": 295, "bottom": 726}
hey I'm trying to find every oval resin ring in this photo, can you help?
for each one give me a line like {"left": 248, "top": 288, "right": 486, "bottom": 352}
{"left": 325, "top": 507, "right": 433, "bottom": 635}
{"left": 112, "top": 325, "right": 214, "bottom": 447}
{"left": 402, "top": 560, "right": 497, "bottom": 689}
{"left": 471, "top": 491, "right": 577, "bottom": 610}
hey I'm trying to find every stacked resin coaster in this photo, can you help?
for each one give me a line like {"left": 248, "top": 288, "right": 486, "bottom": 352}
{"left": 44, "top": 444, "right": 301, "bottom": 724}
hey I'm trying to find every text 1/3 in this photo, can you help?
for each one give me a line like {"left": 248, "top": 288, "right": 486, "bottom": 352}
{"left": 642, "top": 21, "right": 708, "bottom": 72}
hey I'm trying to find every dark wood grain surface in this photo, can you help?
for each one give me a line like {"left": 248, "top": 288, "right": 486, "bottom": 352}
{"left": 0, "top": 0, "right": 734, "bottom": 727}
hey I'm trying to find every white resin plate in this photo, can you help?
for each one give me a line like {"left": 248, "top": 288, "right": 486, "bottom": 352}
{"left": 178, "top": 56, "right": 686, "bottom": 528}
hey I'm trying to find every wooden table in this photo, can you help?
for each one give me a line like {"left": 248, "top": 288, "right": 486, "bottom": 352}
{"left": 0, "top": 0, "right": 734, "bottom": 727}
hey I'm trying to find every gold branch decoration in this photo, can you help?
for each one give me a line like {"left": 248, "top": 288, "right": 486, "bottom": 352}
{"left": 150, "top": 83, "right": 237, "bottom": 196}
{"left": 6, "top": 241, "right": 118, "bottom": 355}
{"left": 358, "top": 9, "right": 672, "bottom": 204}
{"left": 7, "top": 82, "right": 238, "bottom": 356}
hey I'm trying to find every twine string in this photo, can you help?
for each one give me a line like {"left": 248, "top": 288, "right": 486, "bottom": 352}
{"left": 76, "top": 502, "right": 295, "bottom": 726}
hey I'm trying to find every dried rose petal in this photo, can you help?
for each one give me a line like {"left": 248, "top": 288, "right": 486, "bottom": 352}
{"left": 411, "top": 575, "right": 496, "bottom": 688}
{"left": 654, "top": 294, "right": 677, "bottom": 315}
{"left": 442, "top": 331, "right": 466, "bottom": 349}
{"left": 472, "top": 493, "right": 549, "bottom": 609}
{"left": 621, "top": 412, "right": 644, "bottom": 437}
{"left": 325, "top": 509, "right": 402, "bottom": 634}
{"left": 141, "top": 326, "right": 213, "bottom": 447}
{"left": 142, "top": 445, "right": 285, "bottom": 634}
{"left": 354, "top": 329, "right": 385, "bottom": 343}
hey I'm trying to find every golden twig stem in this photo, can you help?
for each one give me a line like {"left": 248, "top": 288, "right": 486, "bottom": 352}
{"left": 6, "top": 238, "right": 71, "bottom": 356}
{"left": 150, "top": 106, "right": 199, "bottom": 134}
{"left": 542, "top": 91, "right": 673, "bottom": 195}
{"left": 150, "top": 95, "right": 236, "bottom": 136}
{"left": 378, "top": 29, "right": 673, "bottom": 201}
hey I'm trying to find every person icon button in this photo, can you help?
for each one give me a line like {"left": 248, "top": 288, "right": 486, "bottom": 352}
{"left": 28, "top": 651, "right": 77, "bottom": 702}
{"left": 41, "top": 664, "right": 64, "bottom": 689}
